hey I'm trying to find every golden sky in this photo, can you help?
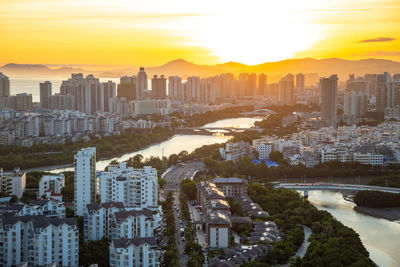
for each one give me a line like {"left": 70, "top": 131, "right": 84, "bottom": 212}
{"left": 0, "top": 0, "right": 399, "bottom": 66}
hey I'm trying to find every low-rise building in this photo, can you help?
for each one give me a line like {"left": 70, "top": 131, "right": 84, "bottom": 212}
{"left": 39, "top": 173, "right": 65, "bottom": 197}
{"left": 212, "top": 177, "right": 248, "bottom": 198}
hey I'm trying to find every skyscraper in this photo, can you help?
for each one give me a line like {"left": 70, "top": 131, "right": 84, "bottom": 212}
{"left": 102, "top": 81, "right": 116, "bottom": 112}
{"left": 238, "top": 73, "right": 249, "bottom": 97}
{"left": 136, "top": 67, "right": 148, "bottom": 99}
{"left": 279, "top": 74, "right": 295, "bottom": 104}
{"left": 320, "top": 75, "right": 338, "bottom": 128}
{"left": 0, "top": 72, "right": 10, "bottom": 97}
{"left": 151, "top": 75, "right": 167, "bottom": 99}
{"left": 40, "top": 81, "right": 52, "bottom": 109}
{"left": 258, "top": 73, "right": 267, "bottom": 95}
{"left": 248, "top": 73, "right": 257, "bottom": 96}
{"left": 376, "top": 72, "right": 392, "bottom": 116}
{"left": 187, "top": 76, "right": 200, "bottom": 102}
{"left": 296, "top": 73, "right": 305, "bottom": 91}
{"left": 117, "top": 75, "right": 137, "bottom": 101}
{"left": 74, "top": 147, "right": 96, "bottom": 216}
{"left": 168, "top": 76, "right": 183, "bottom": 101}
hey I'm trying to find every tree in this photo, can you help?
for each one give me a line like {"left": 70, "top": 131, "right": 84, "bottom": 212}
{"left": 180, "top": 179, "right": 197, "bottom": 201}
{"left": 79, "top": 239, "right": 109, "bottom": 267}
{"left": 269, "top": 151, "right": 283, "bottom": 162}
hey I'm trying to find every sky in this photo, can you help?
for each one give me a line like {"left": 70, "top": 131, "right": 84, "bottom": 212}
{"left": 0, "top": 0, "right": 399, "bottom": 66}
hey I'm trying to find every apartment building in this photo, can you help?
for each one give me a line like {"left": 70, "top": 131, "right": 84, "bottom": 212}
{"left": 39, "top": 173, "right": 65, "bottom": 197}
{"left": 0, "top": 215, "right": 79, "bottom": 267}
{"left": 0, "top": 168, "right": 26, "bottom": 198}
{"left": 212, "top": 177, "right": 248, "bottom": 198}
{"left": 99, "top": 163, "right": 158, "bottom": 208}
{"left": 109, "top": 237, "right": 161, "bottom": 267}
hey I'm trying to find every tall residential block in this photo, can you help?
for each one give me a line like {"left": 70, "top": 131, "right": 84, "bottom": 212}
{"left": 0, "top": 72, "right": 10, "bottom": 97}
{"left": 151, "top": 75, "right": 167, "bottom": 100}
{"left": 136, "top": 67, "right": 148, "bottom": 99}
{"left": 279, "top": 74, "right": 295, "bottom": 105}
{"left": 296, "top": 73, "right": 305, "bottom": 91}
{"left": 258, "top": 73, "right": 267, "bottom": 95}
{"left": 74, "top": 147, "right": 96, "bottom": 216}
{"left": 40, "top": 81, "right": 52, "bottom": 109}
{"left": 118, "top": 75, "right": 137, "bottom": 101}
{"left": 320, "top": 75, "right": 338, "bottom": 128}
{"left": 168, "top": 76, "right": 182, "bottom": 101}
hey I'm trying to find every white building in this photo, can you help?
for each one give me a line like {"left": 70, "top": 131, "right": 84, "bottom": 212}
{"left": 0, "top": 200, "right": 66, "bottom": 218}
{"left": 353, "top": 153, "right": 384, "bottom": 166}
{"left": 219, "top": 141, "right": 251, "bottom": 162}
{"left": 255, "top": 142, "right": 272, "bottom": 159}
{"left": 0, "top": 215, "right": 79, "bottom": 267}
{"left": 0, "top": 168, "right": 26, "bottom": 198}
{"left": 39, "top": 174, "right": 65, "bottom": 197}
{"left": 83, "top": 202, "right": 124, "bottom": 242}
{"left": 111, "top": 209, "right": 160, "bottom": 239}
{"left": 109, "top": 237, "right": 161, "bottom": 267}
{"left": 99, "top": 163, "right": 158, "bottom": 208}
{"left": 74, "top": 147, "right": 96, "bottom": 216}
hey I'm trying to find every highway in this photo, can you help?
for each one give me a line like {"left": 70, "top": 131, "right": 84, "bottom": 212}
{"left": 163, "top": 161, "right": 205, "bottom": 191}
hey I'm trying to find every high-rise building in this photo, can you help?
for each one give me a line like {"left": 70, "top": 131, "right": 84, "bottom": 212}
{"left": 136, "top": 67, "right": 148, "bottom": 99}
{"left": 151, "top": 75, "right": 167, "bottom": 99}
{"left": 49, "top": 93, "right": 74, "bottom": 110}
{"left": 168, "top": 76, "right": 182, "bottom": 101}
{"left": 320, "top": 75, "right": 338, "bottom": 127}
{"left": 74, "top": 147, "right": 96, "bottom": 216}
{"left": 258, "top": 73, "right": 267, "bottom": 95}
{"left": 102, "top": 80, "right": 116, "bottom": 112}
{"left": 99, "top": 163, "right": 158, "bottom": 208}
{"left": 199, "top": 79, "right": 215, "bottom": 103}
{"left": 118, "top": 76, "right": 137, "bottom": 101}
{"left": 248, "top": 73, "right": 257, "bottom": 96}
{"left": 40, "top": 81, "right": 52, "bottom": 109}
{"left": 296, "top": 73, "right": 305, "bottom": 91}
{"left": 238, "top": 73, "right": 249, "bottom": 97}
{"left": 376, "top": 72, "right": 392, "bottom": 115}
{"left": 279, "top": 74, "right": 295, "bottom": 104}
{"left": 343, "top": 91, "right": 368, "bottom": 118}
{"left": 0, "top": 72, "right": 10, "bottom": 97}
{"left": 187, "top": 76, "right": 200, "bottom": 102}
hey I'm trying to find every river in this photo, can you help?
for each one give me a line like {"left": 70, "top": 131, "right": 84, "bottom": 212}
{"left": 34, "top": 116, "right": 399, "bottom": 266}
{"left": 308, "top": 191, "right": 400, "bottom": 267}
{"left": 39, "top": 117, "right": 262, "bottom": 173}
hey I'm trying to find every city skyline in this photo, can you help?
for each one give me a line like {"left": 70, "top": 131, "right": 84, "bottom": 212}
{"left": 1, "top": 0, "right": 400, "bottom": 65}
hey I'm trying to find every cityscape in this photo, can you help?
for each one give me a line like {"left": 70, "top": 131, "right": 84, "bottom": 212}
{"left": 1, "top": 1, "right": 400, "bottom": 267}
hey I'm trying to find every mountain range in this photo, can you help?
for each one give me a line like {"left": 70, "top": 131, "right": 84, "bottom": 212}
{"left": 1, "top": 58, "right": 400, "bottom": 82}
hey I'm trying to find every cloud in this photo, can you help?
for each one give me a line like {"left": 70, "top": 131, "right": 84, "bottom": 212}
{"left": 358, "top": 37, "right": 396, "bottom": 43}
{"left": 353, "top": 51, "right": 400, "bottom": 57}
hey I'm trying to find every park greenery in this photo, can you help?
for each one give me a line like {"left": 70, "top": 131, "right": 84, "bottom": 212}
{"left": 79, "top": 239, "right": 109, "bottom": 267}
{"left": 367, "top": 175, "right": 400, "bottom": 188}
{"left": 160, "top": 191, "right": 179, "bottom": 267}
{"left": 245, "top": 184, "right": 373, "bottom": 266}
{"left": 354, "top": 190, "right": 400, "bottom": 208}
{"left": 0, "top": 126, "right": 174, "bottom": 170}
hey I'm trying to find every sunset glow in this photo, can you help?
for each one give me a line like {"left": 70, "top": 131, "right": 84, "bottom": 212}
{"left": 1, "top": 0, "right": 399, "bottom": 65}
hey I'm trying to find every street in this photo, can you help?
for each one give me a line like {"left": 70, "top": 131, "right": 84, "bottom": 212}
{"left": 163, "top": 161, "right": 205, "bottom": 191}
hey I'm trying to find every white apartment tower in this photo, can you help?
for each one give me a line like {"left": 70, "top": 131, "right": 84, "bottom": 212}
{"left": 74, "top": 147, "right": 96, "bottom": 216}
{"left": 38, "top": 173, "right": 65, "bottom": 197}
{"left": 0, "top": 72, "right": 10, "bottom": 97}
{"left": 99, "top": 163, "right": 158, "bottom": 208}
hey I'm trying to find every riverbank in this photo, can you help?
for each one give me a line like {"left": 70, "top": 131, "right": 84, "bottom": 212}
{"left": 354, "top": 206, "right": 400, "bottom": 222}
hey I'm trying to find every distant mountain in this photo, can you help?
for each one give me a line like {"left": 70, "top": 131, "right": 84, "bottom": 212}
{"left": 0, "top": 63, "right": 85, "bottom": 76}
{"left": 1, "top": 58, "right": 400, "bottom": 80}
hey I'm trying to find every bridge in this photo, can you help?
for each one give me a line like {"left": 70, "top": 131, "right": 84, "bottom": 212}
{"left": 274, "top": 183, "right": 400, "bottom": 197}
{"left": 176, "top": 126, "right": 263, "bottom": 133}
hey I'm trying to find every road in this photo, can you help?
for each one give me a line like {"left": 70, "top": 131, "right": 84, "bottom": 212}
{"left": 163, "top": 162, "right": 204, "bottom": 267}
{"left": 163, "top": 161, "right": 205, "bottom": 191}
